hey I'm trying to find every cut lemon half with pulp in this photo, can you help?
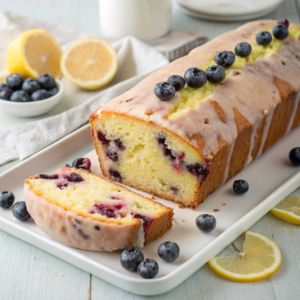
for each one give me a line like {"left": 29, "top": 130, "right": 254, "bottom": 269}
{"left": 60, "top": 38, "right": 118, "bottom": 90}
{"left": 271, "top": 196, "right": 300, "bottom": 225}
{"left": 208, "top": 231, "right": 282, "bottom": 282}
{"left": 7, "top": 29, "right": 62, "bottom": 78}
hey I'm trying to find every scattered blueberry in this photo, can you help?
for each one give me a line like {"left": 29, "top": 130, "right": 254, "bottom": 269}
{"left": 158, "top": 241, "right": 180, "bottom": 262}
{"left": 137, "top": 259, "right": 159, "bottom": 279}
{"left": 38, "top": 73, "right": 56, "bottom": 90}
{"left": 196, "top": 214, "right": 216, "bottom": 232}
{"left": 154, "top": 82, "right": 176, "bottom": 101}
{"left": 205, "top": 65, "right": 226, "bottom": 84}
{"left": 10, "top": 90, "right": 31, "bottom": 102}
{"left": 120, "top": 247, "right": 144, "bottom": 272}
{"left": 273, "top": 24, "right": 289, "bottom": 40}
{"left": 289, "top": 147, "right": 300, "bottom": 166}
{"left": 6, "top": 73, "right": 23, "bottom": 90}
{"left": 48, "top": 87, "right": 59, "bottom": 97}
{"left": 235, "top": 42, "right": 252, "bottom": 57}
{"left": 0, "top": 83, "right": 7, "bottom": 89}
{"left": 214, "top": 51, "right": 235, "bottom": 68}
{"left": 184, "top": 67, "right": 207, "bottom": 88}
{"left": 277, "top": 18, "right": 289, "bottom": 28}
{"left": 72, "top": 157, "right": 91, "bottom": 171}
{"left": 167, "top": 75, "right": 185, "bottom": 91}
{"left": 0, "top": 87, "right": 14, "bottom": 100}
{"left": 0, "top": 191, "right": 15, "bottom": 208}
{"left": 233, "top": 179, "right": 249, "bottom": 194}
{"left": 256, "top": 31, "right": 272, "bottom": 45}
{"left": 31, "top": 89, "right": 49, "bottom": 101}
{"left": 22, "top": 78, "right": 41, "bottom": 95}
{"left": 12, "top": 201, "right": 31, "bottom": 221}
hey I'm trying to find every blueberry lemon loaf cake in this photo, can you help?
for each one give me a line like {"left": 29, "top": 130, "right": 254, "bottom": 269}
{"left": 90, "top": 19, "right": 300, "bottom": 208}
{"left": 24, "top": 167, "right": 173, "bottom": 251}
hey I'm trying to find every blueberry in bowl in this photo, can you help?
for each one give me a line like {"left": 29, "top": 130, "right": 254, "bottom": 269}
{"left": 10, "top": 90, "right": 31, "bottom": 102}
{"left": 6, "top": 73, "right": 23, "bottom": 90}
{"left": 31, "top": 89, "right": 49, "bottom": 101}
{"left": 0, "top": 87, "right": 14, "bottom": 100}
{"left": 38, "top": 73, "right": 56, "bottom": 90}
{"left": 22, "top": 78, "right": 41, "bottom": 95}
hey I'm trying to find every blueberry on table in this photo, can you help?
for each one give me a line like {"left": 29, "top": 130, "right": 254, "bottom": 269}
{"left": 137, "top": 258, "right": 159, "bottom": 279}
{"left": 205, "top": 65, "right": 226, "bottom": 84}
{"left": 158, "top": 241, "right": 180, "bottom": 262}
{"left": 0, "top": 83, "right": 7, "bottom": 89}
{"left": 214, "top": 51, "right": 235, "bottom": 68}
{"left": 72, "top": 157, "right": 91, "bottom": 171}
{"left": 22, "top": 78, "right": 41, "bottom": 95}
{"left": 277, "top": 18, "right": 289, "bottom": 28}
{"left": 256, "top": 31, "right": 272, "bottom": 45}
{"left": 0, "top": 191, "right": 15, "bottom": 208}
{"left": 235, "top": 42, "right": 252, "bottom": 57}
{"left": 6, "top": 73, "right": 23, "bottom": 90}
{"left": 154, "top": 82, "right": 175, "bottom": 101}
{"left": 289, "top": 147, "right": 300, "bottom": 166}
{"left": 233, "top": 179, "right": 249, "bottom": 195}
{"left": 12, "top": 201, "right": 31, "bottom": 221}
{"left": 31, "top": 89, "right": 49, "bottom": 101}
{"left": 10, "top": 90, "right": 31, "bottom": 102}
{"left": 196, "top": 214, "right": 216, "bottom": 232}
{"left": 273, "top": 24, "right": 289, "bottom": 40}
{"left": 120, "top": 247, "right": 144, "bottom": 272}
{"left": 48, "top": 87, "right": 59, "bottom": 97}
{"left": 184, "top": 67, "right": 207, "bottom": 88}
{"left": 167, "top": 75, "right": 185, "bottom": 91}
{"left": 0, "top": 87, "right": 14, "bottom": 100}
{"left": 37, "top": 73, "right": 56, "bottom": 90}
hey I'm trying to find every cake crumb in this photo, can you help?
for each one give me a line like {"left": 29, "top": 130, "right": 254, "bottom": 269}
{"left": 144, "top": 108, "right": 155, "bottom": 116}
{"left": 178, "top": 204, "right": 184, "bottom": 208}
{"left": 175, "top": 221, "right": 177, "bottom": 223}
{"left": 222, "top": 203, "right": 226, "bottom": 206}
{"left": 263, "top": 109, "right": 268, "bottom": 115}
{"left": 182, "top": 219, "right": 185, "bottom": 222}
{"left": 213, "top": 209, "right": 220, "bottom": 212}
{"left": 151, "top": 196, "right": 155, "bottom": 200}
{"left": 205, "top": 154, "right": 213, "bottom": 162}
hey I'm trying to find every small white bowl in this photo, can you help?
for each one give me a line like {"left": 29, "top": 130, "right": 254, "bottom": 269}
{"left": 0, "top": 79, "right": 64, "bottom": 117}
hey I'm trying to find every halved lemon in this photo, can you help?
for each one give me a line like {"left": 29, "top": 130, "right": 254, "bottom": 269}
{"left": 208, "top": 231, "right": 282, "bottom": 282}
{"left": 271, "top": 196, "right": 300, "bottom": 225}
{"left": 60, "top": 38, "right": 118, "bottom": 90}
{"left": 6, "top": 29, "right": 62, "bottom": 78}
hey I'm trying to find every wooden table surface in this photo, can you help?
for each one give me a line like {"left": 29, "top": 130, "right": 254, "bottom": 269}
{"left": 0, "top": 0, "right": 299, "bottom": 299}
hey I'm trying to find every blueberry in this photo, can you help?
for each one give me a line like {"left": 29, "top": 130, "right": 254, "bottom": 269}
{"left": 289, "top": 147, "right": 300, "bottom": 166}
{"left": 0, "top": 83, "right": 7, "bottom": 89}
{"left": 10, "top": 90, "right": 31, "bottom": 102}
{"left": 37, "top": 73, "right": 56, "bottom": 90}
{"left": 233, "top": 179, "right": 249, "bottom": 194}
{"left": 256, "top": 31, "right": 272, "bottom": 45}
{"left": 0, "top": 191, "right": 15, "bottom": 208}
{"left": 235, "top": 42, "right": 252, "bottom": 57}
{"left": 22, "top": 78, "right": 40, "bottom": 95}
{"left": 72, "top": 157, "right": 91, "bottom": 171}
{"left": 0, "top": 87, "right": 14, "bottom": 100}
{"left": 158, "top": 241, "right": 180, "bottom": 262}
{"left": 6, "top": 73, "right": 23, "bottom": 90}
{"left": 154, "top": 82, "right": 175, "bottom": 101}
{"left": 48, "top": 87, "right": 59, "bottom": 97}
{"left": 31, "top": 89, "right": 49, "bottom": 101}
{"left": 277, "top": 18, "right": 289, "bottom": 28}
{"left": 273, "top": 24, "right": 289, "bottom": 40}
{"left": 184, "top": 67, "right": 207, "bottom": 88}
{"left": 120, "top": 247, "right": 144, "bottom": 272}
{"left": 167, "top": 75, "right": 185, "bottom": 91}
{"left": 205, "top": 65, "right": 226, "bottom": 84}
{"left": 137, "top": 258, "right": 159, "bottom": 279}
{"left": 196, "top": 214, "right": 216, "bottom": 232}
{"left": 12, "top": 201, "right": 31, "bottom": 221}
{"left": 214, "top": 51, "right": 235, "bottom": 68}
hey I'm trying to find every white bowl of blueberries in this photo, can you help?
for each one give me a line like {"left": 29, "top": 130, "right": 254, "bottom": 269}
{"left": 0, "top": 72, "right": 63, "bottom": 117}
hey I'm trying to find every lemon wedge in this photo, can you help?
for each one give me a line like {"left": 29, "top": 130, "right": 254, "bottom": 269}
{"left": 60, "top": 38, "right": 118, "bottom": 90}
{"left": 271, "top": 196, "right": 300, "bottom": 225}
{"left": 7, "top": 29, "right": 62, "bottom": 78}
{"left": 208, "top": 231, "right": 282, "bottom": 282}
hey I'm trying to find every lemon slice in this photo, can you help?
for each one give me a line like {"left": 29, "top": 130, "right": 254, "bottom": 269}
{"left": 60, "top": 38, "right": 118, "bottom": 90}
{"left": 208, "top": 231, "right": 282, "bottom": 282}
{"left": 271, "top": 196, "right": 300, "bottom": 225}
{"left": 7, "top": 29, "right": 62, "bottom": 78}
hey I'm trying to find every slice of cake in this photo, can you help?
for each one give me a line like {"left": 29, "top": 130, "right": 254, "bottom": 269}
{"left": 24, "top": 167, "right": 173, "bottom": 252}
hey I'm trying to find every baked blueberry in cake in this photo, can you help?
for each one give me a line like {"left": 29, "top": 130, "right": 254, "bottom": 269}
{"left": 24, "top": 167, "right": 173, "bottom": 251}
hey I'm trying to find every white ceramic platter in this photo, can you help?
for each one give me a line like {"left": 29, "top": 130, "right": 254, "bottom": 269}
{"left": 0, "top": 123, "right": 299, "bottom": 296}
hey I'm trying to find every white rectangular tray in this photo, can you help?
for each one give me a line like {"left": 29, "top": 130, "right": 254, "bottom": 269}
{"left": 0, "top": 123, "right": 299, "bottom": 296}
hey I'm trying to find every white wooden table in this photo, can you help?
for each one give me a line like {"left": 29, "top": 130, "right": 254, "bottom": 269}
{"left": 0, "top": 0, "right": 299, "bottom": 299}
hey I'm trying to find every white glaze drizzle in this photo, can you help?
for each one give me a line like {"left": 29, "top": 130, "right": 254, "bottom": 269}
{"left": 286, "top": 91, "right": 300, "bottom": 134}
{"left": 222, "top": 142, "right": 235, "bottom": 185}
{"left": 244, "top": 121, "right": 261, "bottom": 167}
